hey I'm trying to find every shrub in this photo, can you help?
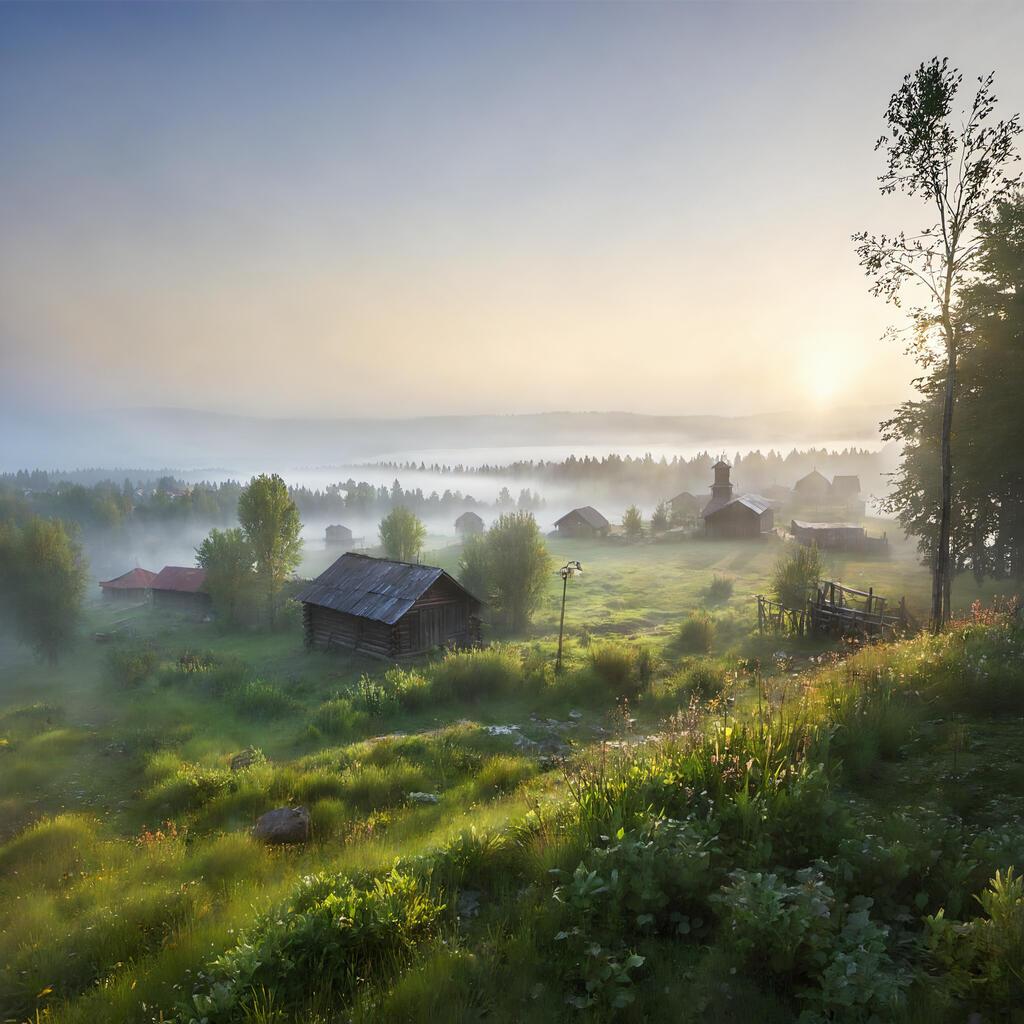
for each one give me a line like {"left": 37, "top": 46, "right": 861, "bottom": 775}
{"left": 681, "top": 661, "right": 726, "bottom": 699}
{"left": 588, "top": 643, "right": 645, "bottom": 701}
{"left": 341, "top": 761, "right": 430, "bottom": 811}
{"left": 473, "top": 755, "right": 535, "bottom": 798}
{"left": 107, "top": 647, "right": 157, "bottom": 687}
{"left": 183, "top": 869, "right": 444, "bottom": 1023}
{"left": 679, "top": 611, "right": 715, "bottom": 653}
{"left": 772, "top": 542, "right": 823, "bottom": 608}
{"left": 705, "top": 574, "right": 735, "bottom": 603}
{"left": 313, "top": 697, "right": 366, "bottom": 738}
{"left": 230, "top": 679, "right": 299, "bottom": 719}
{"left": 429, "top": 644, "right": 522, "bottom": 702}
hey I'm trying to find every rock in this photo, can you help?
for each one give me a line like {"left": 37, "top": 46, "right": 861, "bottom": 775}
{"left": 230, "top": 748, "right": 259, "bottom": 772}
{"left": 408, "top": 791, "right": 440, "bottom": 804}
{"left": 457, "top": 889, "right": 482, "bottom": 918}
{"left": 485, "top": 725, "right": 521, "bottom": 737}
{"left": 568, "top": 709, "right": 583, "bottom": 720}
{"left": 253, "top": 806, "right": 310, "bottom": 845}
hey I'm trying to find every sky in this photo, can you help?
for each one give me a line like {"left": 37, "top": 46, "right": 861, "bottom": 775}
{"left": 1, "top": 1, "right": 1022, "bottom": 421}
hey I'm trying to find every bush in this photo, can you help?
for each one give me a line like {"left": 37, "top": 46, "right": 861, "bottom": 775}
{"left": 313, "top": 697, "right": 366, "bottom": 738}
{"left": 679, "top": 611, "right": 715, "bottom": 653}
{"left": 183, "top": 869, "right": 444, "bottom": 1023}
{"left": 107, "top": 647, "right": 158, "bottom": 687}
{"left": 341, "top": 761, "right": 430, "bottom": 811}
{"left": 588, "top": 643, "right": 645, "bottom": 701}
{"left": 681, "top": 661, "right": 726, "bottom": 699}
{"left": 429, "top": 644, "right": 522, "bottom": 702}
{"left": 230, "top": 679, "right": 299, "bottom": 719}
{"left": 772, "top": 542, "right": 823, "bottom": 608}
{"left": 705, "top": 574, "right": 735, "bottom": 603}
{"left": 473, "top": 755, "right": 536, "bottom": 798}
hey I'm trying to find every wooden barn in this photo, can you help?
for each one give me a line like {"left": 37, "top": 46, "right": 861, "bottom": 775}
{"left": 151, "top": 566, "right": 211, "bottom": 616}
{"left": 296, "top": 553, "right": 483, "bottom": 659}
{"left": 325, "top": 524, "right": 354, "bottom": 546}
{"left": 553, "top": 506, "right": 610, "bottom": 538}
{"left": 793, "top": 469, "right": 832, "bottom": 503}
{"left": 455, "top": 511, "right": 485, "bottom": 537}
{"left": 98, "top": 567, "right": 156, "bottom": 601}
{"left": 669, "top": 491, "right": 701, "bottom": 519}
{"left": 704, "top": 495, "right": 775, "bottom": 539}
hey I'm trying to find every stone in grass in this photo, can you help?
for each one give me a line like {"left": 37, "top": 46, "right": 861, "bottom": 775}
{"left": 253, "top": 806, "right": 310, "bottom": 844}
{"left": 408, "top": 791, "right": 440, "bottom": 805}
{"left": 230, "top": 747, "right": 260, "bottom": 772}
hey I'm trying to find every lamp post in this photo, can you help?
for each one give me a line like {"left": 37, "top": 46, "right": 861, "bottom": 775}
{"left": 555, "top": 560, "right": 582, "bottom": 674}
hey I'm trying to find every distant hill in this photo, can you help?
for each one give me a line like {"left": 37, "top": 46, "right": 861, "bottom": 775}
{"left": 0, "top": 405, "right": 891, "bottom": 472}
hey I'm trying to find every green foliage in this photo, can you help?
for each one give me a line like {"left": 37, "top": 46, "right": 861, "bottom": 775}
{"left": 378, "top": 506, "right": 427, "bottom": 562}
{"left": 622, "top": 504, "right": 644, "bottom": 540}
{"left": 0, "top": 516, "right": 87, "bottom": 663}
{"left": 428, "top": 643, "right": 522, "bottom": 701}
{"left": 106, "top": 646, "right": 158, "bottom": 687}
{"left": 925, "top": 867, "right": 1024, "bottom": 1013}
{"left": 312, "top": 697, "right": 366, "bottom": 738}
{"left": 587, "top": 643, "right": 648, "bottom": 701}
{"left": 181, "top": 869, "right": 444, "bottom": 1023}
{"left": 681, "top": 661, "right": 726, "bottom": 699}
{"left": 772, "top": 543, "right": 823, "bottom": 608}
{"left": 229, "top": 679, "right": 299, "bottom": 719}
{"left": 650, "top": 501, "right": 670, "bottom": 533}
{"left": 706, "top": 573, "right": 735, "bottom": 602}
{"left": 679, "top": 610, "right": 715, "bottom": 653}
{"left": 236, "top": 474, "right": 303, "bottom": 625}
{"left": 195, "top": 527, "right": 255, "bottom": 625}
{"left": 459, "top": 510, "right": 552, "bottom": 631}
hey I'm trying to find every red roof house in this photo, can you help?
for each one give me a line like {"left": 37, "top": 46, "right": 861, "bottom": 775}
{"left": 98, "top": 567, "right": 156, "bottom": 601}
{"left": 151, "top": 566, "right": 211, "bottom": 615}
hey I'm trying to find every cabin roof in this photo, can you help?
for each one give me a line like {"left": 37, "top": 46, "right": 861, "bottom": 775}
{"left": 670, "top": 491, "right": 698, "bottom": 503}
{"left": 795, "top": 469, "right": 830, "bottom": 487}
{"left": 455, "top": 510, "right": 484, "bottom": 526}
{"left": 830, "top": 475, "right": 862, "bottom": 495}
{"left": 295, "top": 552, "right": 479, "bottom": 625}
{"left": 554, "top": 506, "right": 609, "bottom": 530}
{"left": 152, "top": 566, "right": 207, "bottom": 593}
{"left": 99, "top": 567, "right": 156, "bottom": 590}
{"left": 326, "top": 523, "right": 352, "bottom": 533}
{"left": 705, "top": 494, "right": 773, "bottom": 520}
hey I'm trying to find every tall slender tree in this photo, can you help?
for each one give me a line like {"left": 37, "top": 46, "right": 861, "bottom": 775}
{"left": 854, "top": 58, "right": 1020, "bottom": 630}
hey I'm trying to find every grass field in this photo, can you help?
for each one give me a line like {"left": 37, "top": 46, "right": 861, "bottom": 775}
{"left": 1, "top": 531, "right": 1021, "bottom": 1023}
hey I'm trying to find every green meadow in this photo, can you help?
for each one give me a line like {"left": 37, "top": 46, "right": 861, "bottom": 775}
{"left": 1, "top": 533, "right": 1022, "bottom": 1023}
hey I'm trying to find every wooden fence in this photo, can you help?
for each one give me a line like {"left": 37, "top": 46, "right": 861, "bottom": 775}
{"left": 758, "top": 580, "right": 910, "bottom": 640}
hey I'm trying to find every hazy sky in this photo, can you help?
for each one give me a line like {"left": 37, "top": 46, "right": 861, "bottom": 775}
{"left": 2, "top": 1, "right": 1022, "bottom": 420}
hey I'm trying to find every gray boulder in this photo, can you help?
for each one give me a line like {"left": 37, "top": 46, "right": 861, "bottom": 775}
{"left": 253, "top": 806, "right": 310, "bottom": 844}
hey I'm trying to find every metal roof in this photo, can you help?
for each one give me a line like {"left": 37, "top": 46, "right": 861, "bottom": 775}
{"left": 99, "top": 567, "right": 156, "bottom": 590}
{"left": 791, "top": 520, "right": 864, "bottom": 531}
{"left": 704, "top": 494, "right": 773, "bottom": 519}
{"left": 295, "top": 552, "right": 476, "bottom": 625}
{"left": 554, "top": 506, "right": 610, "bottom": 530}
{"left": 152, "top": 566, "right": 207, "bottom": 593}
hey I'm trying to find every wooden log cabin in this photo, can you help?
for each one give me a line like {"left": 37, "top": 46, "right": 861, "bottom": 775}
{"left": 296, "top": 552, "right": 483, "bottom": 659}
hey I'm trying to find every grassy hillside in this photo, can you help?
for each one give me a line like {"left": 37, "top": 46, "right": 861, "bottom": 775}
{"left": 0, "top": 536, "right": 1021, "bottom": 1023}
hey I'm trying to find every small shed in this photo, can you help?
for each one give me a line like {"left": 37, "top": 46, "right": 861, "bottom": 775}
{"left": 151, "top": 566, "right": 211, "bottom": 616}
{"left": 553, "top": 506, "right": 610, "bottom": 538}
{"left": 791, "top": 520, "right": 888, "bottom": 554}
{"left": 325, "top": 524, "right": 354, "bottom": 546}
{"left": 455, "top": 511, "right": 485, "bottom": 537}
{"left": 830, "top": 476, "right": 861, "bottom": 501}
{"left": 296, "top": 553, "right": 483, "bottom": 659}
{"left": 704, "top": 496, "right": 775, "bottom": 539}
{"left": 98, "top": 567, "right": 156, "bottom": 601}
{"left": 794, "top": 470, "right": 832, "bottom": 503}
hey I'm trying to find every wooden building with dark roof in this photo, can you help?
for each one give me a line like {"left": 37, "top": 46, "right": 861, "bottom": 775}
{"left": 98, "top": 567, "right": 156, "bottom": 601}
{"left": 296, "top": 553, "right": 483, "bottom": 659}
{"left": 553, "top": 506, "right": 610, "bottom": 538}
{"left": 151, "top": 566, "right": 211, "bottom": 616}
{"left": 455, "top": 510, "right": 485, "bottom": 537}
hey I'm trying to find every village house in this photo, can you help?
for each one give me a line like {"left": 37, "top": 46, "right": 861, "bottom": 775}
{"left": 702, "top": 462, "right": 775, "bottom": 539}
{"left": 98, "top": 567, "right": 156, "bottom": 601}
{"left": 793, "top": 469, "right": 832, "bottom": 504}
{"left": 151, "top": 566, "right": 211, "bottom": 616}
{"left": 553, "top": 506, "right": 610, "bottom": 538}
{"left": 455, "top": 510, "right": 485, "bottom": 537}
{"left": 296, "top": 552, "right": 483, "bottom": 659}
{"left": 325, "top": 524, "right": 354, "bottom": 547}
{"left": 668, "top": 491, "right": 702, "bottom": 519}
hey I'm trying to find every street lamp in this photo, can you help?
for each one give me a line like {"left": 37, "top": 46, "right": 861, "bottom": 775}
{"left": 555, "top": 560, "right": 583, "bottom": 674}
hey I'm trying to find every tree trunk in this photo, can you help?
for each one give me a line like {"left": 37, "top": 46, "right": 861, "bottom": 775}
{"left": 932, "top": 329, "right": 956, "bottom": 633}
